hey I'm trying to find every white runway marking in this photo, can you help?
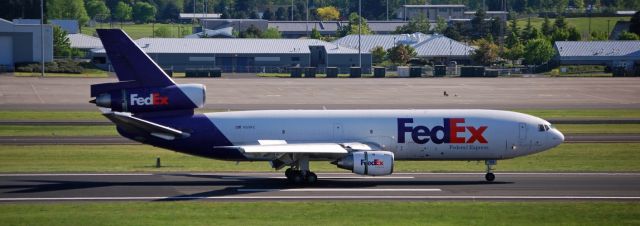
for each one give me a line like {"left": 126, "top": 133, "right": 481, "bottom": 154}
{"left": 237, "top": 188, "right": 442, "bottom": 192}
{"left": 1, "top": 196, "right": 639, "bottom": 202}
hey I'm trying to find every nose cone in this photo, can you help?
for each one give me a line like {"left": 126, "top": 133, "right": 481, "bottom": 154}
{"left": 550, "top": 129, "right": 565, "bottom": 147}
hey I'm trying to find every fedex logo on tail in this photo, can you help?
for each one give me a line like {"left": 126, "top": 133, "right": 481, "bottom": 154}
{"left": 130, "top": 93, "right": 169, "bottom": 106}
{"left": 398, "top": 118, "right": 488, "bottom": 144}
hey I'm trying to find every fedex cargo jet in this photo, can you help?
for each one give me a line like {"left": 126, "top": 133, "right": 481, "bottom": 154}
{"left": 90, "top": 29, "right": 564, "bottom": 184}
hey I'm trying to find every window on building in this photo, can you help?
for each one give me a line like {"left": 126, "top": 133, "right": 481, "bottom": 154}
{"left": 291, "top": 57, "right": 300, "bottom": 61}
{"left": 439, "top": 8, "right": 448, "bottom": 13}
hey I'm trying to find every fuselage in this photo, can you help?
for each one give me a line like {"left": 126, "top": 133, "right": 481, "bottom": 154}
{"left": 125, "top": 109, "right": 564, "bottom": 161}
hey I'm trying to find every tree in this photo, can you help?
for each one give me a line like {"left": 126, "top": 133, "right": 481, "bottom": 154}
{"left": 113, "top": 2, "right": 132, "bottom": 25}
{"left": 521, "top": 17, "right": 533, "bottom": 41}
{"left": 275, "top": 7, "right": 287, "bottom": 20}
{"left": 371, "top": 46, "right": 386, "bottom": 64}
{"left": 153, "top": 26, "right": 172, "bottom": 37}
{"left": 471, "top": 9, "right": 488, "bottom": 39}
{"left": 395, "top": 13, "right": 430, "bottom": 34}
{"left": 239, "top": 25, "right": 262, "bottom": 38}
{"left": 262, "top": 27, "right": 282, "bottom": 39}
{"left": 387, "top": 44, "right": 416, "bottom": 65}
{"left": 567, "top": 27, "right": 582, "bottom": 41}
{"left": 541, "top": 17, "right": 553, "bottom": 36}
{"left": 310, "top": 28, "right": 322, "bottom": 39}
{"left": 618, "top": 31, "right": 640, "bottom": 40}
{"left": 590, "top": 31, "right": 609, "bottom": 40}
{"left": 47, "top": 0, "right": 90, "bottom": 26}
{"left": 443, "top": 26, "right": 462, "bottom": 41}
{"left": 503, "top": 41, "right": 525, "bottom": 63}
{"left": 316, "top": 6, "right": 340, "bottom": 21}
{"left": 470, "top": 38, "right": 499, "bottom": 66}
{"left": 554, "top": 16, "right": 568, "bottom": 30}
{"left": 262, "top": 8, "right": 274, "bottom": 20}
{"left": 53, "top": 26, "right": 72, "bottom": 57}
{"left": 505, "top": 31, "right": 520, "bottom": 48}
{"left": 132, "top": 2, "right": 156, "bottom": 23}
{"left": 86, "top": 0, "right": 110, "bottom": 21}
{"left": 338, "top": 13, "right": 373, "bottom": 36}
{"left": 574, "top": 0, "right": 585, "bottom": 9}
{"left": 523, "top": 38, "right": 555, "bottom": 65}
{"left": 489, "top": 17, "right": 504, "bottom": 39}
{"left": 630, "top": 11, "right": 640, "bottom": 36}
{"left": 434, "top": 16, "right": 447, "bottom": 34}
{"left": 508, "top": 15, "right": 519, "bottom": 37}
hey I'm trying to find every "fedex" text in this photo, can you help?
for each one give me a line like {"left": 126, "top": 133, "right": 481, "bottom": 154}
{"left": 397, "top": 118, "right": 487, "bottom": 144}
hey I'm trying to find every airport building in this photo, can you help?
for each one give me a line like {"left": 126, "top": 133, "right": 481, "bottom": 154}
{"left": 90, "top": 38, "right": 372, "bottom": 73}
{"left": 0, "top": 18, "right": 53, "bottom": 71}
{"left": 396, "top": 4, "right": 508, "bottom": 22}
{"left": 555, "top": 41, "right": 640, "bottom": 75}
{"left": 333, "top": 32, "right": 475, "bottom": 64}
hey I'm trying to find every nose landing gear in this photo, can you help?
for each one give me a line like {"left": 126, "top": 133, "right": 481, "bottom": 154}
{"left": 485, "top": 160, "right": 496, "bottom": 182}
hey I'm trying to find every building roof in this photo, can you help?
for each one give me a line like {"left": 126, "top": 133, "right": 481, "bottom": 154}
{"left": 332, "top": 33, "right": 475, "bottom": 57}
{"left": 92, "top": 38, "right": 359, "bottom": 54}
{"left": 67, "top": 33, "right": 102, "bottom": 49}
{"left": 179, "top": 13, "right": 222, "bottom": 19}
{"left": 268, "top": 21, "right": 409, "bottom": 34}
{"left": 555, "top": 41, "right": 640, "bottom": 60}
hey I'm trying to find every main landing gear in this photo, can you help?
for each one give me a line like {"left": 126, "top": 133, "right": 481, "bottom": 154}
{"left": 485, "top": 160, "right": 497, "bottom": 182}
{"left": 284, "top": 155, "right": 318, "bottom": 185}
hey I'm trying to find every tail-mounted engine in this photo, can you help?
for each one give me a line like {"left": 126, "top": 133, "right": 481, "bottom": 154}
{"left": 90, "top": 81, "right": 205, "bottom": 113}
{"left": 332, "top": 151, "right": 394, "bottom": 176}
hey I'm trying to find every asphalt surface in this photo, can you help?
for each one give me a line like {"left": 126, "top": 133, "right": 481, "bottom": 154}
{"left": 0, "top": 173, "right": 638, "bottom": 202}
{"left": 1, "top": 134, "right": 637, "bottom": 145}
{"left": 1, "top": 76, "right": 639, "bottom": 110}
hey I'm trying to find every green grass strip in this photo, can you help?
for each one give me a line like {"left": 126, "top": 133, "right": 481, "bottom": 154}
{"left": 0, "top": 125, "right": 117, "bottom": 136}
{"left": 0, "top": 201, "right": 638, "bottom": 226}
{"left": 0, "top": 111, "right": 105, "bottom": 121}
{"left": 0, "top": 143, "right": 638, "bottom": 173}
{"left": 554, "top": 124, "right": 640, "bottom": 134}
{"left": 515, "top": 109, "right": 640, "bottom": 119}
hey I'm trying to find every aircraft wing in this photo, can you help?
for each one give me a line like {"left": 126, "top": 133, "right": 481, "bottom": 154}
{"left": 103, "top": 111, "right": 190, "bottom": 140}
{"left": 220, "top": 141, "right": 381, "bottom": 154}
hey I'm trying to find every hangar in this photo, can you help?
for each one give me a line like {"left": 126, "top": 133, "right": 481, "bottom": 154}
{"left": 333, "top": 32, "right": 475, "bottom": 64}
{"left": 0, "top": 18, "right": 53, "bottom": 71}
{"left": 555, "top": 41, "right": 640, "bottom": 75}
{"left": 90, "top": 38, "right": 372, "bottom": 73}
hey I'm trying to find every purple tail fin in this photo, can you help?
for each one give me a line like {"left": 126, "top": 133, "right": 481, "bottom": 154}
{"left": 96, "top": 29, "right": 174, "bottom": 87}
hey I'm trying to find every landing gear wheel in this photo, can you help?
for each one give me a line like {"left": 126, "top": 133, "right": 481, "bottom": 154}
{"left": 485, "top": 173, "right": 495, "bottom": 182}
{"left": 285, "top": 168, "right": 294, "bottom": 179}
{"left": 290, "top": 171, "right": 304, "bottom": 184}
{"left": 306, "top": 172, "right": 318, "bottom": 184}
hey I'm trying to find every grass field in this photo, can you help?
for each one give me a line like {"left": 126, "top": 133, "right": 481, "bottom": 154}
{"left": 0, "top": 201, "right": 637, "bottom": 226}
{"left": 13, "top": 69, "right": 110, "bottom": 78}
{"left": 1, "top": 109, "right": 639, "bottom": 121}
{"left": 0, "top": 125, "right": 116, "bottom": 136}
{"left": 516, "top": 16, "right": 630, "bottom": 38}
{"left": 0, "top": 143, "right": 637, "bottom": 173}
{"left": 81, "top": 23, "right": 193, "bottom": 39}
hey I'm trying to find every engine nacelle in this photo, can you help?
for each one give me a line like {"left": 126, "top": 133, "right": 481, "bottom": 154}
{"left": 333, "top": 151, "right": 394, "bottom": 176}
{"left": 92, "top": 84, "right": 205, "bottom": 113}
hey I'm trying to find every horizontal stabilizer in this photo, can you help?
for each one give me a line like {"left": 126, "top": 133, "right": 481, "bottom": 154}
{"left": 103, "top": 111, "right": 190, "bottom": 140}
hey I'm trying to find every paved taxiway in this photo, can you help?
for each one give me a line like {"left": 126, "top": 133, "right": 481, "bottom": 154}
{"left": 1, "top": 76, "right": 639, "bottom": 110}
{"left": 0, "top": 173, "right": 638, "bottom": 202}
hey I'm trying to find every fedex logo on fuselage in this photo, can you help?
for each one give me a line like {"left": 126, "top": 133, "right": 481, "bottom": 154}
{"left": 130, "top": 93, "right": 169, "bottom": 106}
{"left": 398, "top": 118, "right": 488, "bottom": 144}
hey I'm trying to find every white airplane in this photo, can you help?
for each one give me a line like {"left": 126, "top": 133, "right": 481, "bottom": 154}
{"left": 90, "top": 29, "right": 564, "bottom": 184}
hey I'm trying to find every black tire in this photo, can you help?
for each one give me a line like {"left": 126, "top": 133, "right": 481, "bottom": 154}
{"left": 485, "top": 173, "right": 495, "bottom": 182}
{"left": 285, "top": 168, "right": 294, "bottom": 179}
{"left": 290, "top": 172, "right": 304, "bottom": 184}
{"left": 306, "top": 172, "right": 318, "bottom": 184}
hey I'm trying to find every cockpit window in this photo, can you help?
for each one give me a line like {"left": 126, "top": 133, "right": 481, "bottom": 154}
{"left": 538, "top": 124, "right": 545, "bottom": 132}
{"left": 544, "top": 125, "right": 550, "bottom": 131}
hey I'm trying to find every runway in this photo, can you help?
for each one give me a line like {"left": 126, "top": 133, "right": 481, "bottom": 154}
{"left": 0, "top": 173, "right": 638, "bottom": 202}
{"left": 1, "top": 76, "right": 639, "bottom": 110}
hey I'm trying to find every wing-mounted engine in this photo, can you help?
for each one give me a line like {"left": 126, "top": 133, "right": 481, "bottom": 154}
{"left": 90, "top": 82, "right": 205, "bottom": 113}
{"left": 332, "top": 151, "right": 394, "bottom": 176}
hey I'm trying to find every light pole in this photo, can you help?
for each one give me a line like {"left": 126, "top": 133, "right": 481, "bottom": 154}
{"left": 358, "top": 0, "right": 361, "bottom": 68}
{"left": 40, "top": 0, "right": 45, "bottom": 78}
